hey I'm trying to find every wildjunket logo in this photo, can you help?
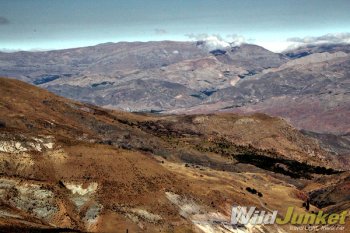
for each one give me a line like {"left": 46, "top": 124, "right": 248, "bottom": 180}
{"left": 231, "top": 206, "right": 348, "bottom": 226}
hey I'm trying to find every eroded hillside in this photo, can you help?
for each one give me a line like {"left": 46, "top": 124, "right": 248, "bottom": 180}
{"left": 0, "top": 78, "right": 349, "bottom": 232}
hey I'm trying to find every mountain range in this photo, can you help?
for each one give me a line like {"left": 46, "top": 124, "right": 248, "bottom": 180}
{"left": 0, "top": 41, "right": 349, "bottom": 159}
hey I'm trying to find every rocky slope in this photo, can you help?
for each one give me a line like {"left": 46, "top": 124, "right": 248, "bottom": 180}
{"left": 167, "top": 48, "right": 350, "bottom": 135}
{"left": 0, "top": 77, "right": 349, "bottom": 232}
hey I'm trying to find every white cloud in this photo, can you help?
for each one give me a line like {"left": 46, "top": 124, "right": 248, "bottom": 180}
{"left": 186, "top": 33, "right": 230, "bottom": 50}
{"left": 226, "top": 34, "right": 246, "bottom": 46}
{"left": 184, "top": 32, "right": 350, "bottom": 53}
{"left": 286, "top": 33, "right": 350, "bottom": 48}
{"left": 256, "top": 33, "right": 350, "bottom": 53}
{"left": 186, "top": 33, "right": 247, "bottom": 51}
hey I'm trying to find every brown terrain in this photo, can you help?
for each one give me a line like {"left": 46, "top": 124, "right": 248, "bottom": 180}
{"left": 0, "top": 77, "right": 349, "bottom": 232}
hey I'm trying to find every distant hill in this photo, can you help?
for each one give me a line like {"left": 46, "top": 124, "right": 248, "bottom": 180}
{"left": 0, "top": 42, "right": 349, "bottom": 138}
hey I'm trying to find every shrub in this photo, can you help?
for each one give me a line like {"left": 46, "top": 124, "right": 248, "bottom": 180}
{"left": 246, "top": 187, "right": 263, "bottom": 197}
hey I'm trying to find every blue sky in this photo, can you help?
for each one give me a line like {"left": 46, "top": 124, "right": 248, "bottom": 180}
{"left": 0, "top": 0, "right": 350, "bottom": 52}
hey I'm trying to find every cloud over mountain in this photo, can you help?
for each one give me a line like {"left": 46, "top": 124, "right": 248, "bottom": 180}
{"left": 186, "top": 33, "right": 230, "bottom": 50}
{"left": 226, "top": 34, "right": 246, "bottom": 46}
{"left": 287, "top": 33, "right": 350, "bottom": 46}
{"left": 186, "top": 33, "right": 246, "bottom": 51}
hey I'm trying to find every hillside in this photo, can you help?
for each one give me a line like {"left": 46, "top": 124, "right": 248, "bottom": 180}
{"left": 0, "top": 77, "right": 349, "bottom": 232}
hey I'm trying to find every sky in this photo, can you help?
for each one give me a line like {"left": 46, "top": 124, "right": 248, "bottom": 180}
{"left": 0, "top": 0, "right": 350, "bottom": 52}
